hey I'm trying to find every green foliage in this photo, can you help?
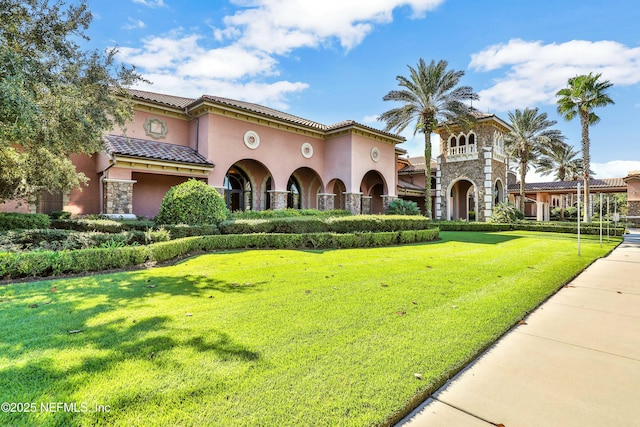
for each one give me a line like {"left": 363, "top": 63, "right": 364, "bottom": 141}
{"left": 0, "top": 232, "right": 618, "bottom": 426}
{"left": 219, "top": 215, "right": 431, "bottom": 235}
{"left": 489, "top": 202, "right": 525, "bottom": 224}
{"left": 48, "top": 211, "right": 72, "bottom": 220}
{"left": 386, "top": 199, "right": 420, "bottom": 215}
{"left": 156, "top": 179, "right": 229, "bottom": 226}
{"left": 0, "top": 0, "right": 142, "bottom": 202}
{"left": 0, "top": 212, "right": 50, "bottom": 230}
{"left": 0, "top": 229, "right": 440, "bottom": 279}
{"left": 230, "top": 208, "right": 351, "bottom": 219}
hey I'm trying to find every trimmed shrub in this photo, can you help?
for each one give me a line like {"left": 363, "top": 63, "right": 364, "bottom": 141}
{"left": 230, "top": 208, "right": 351, "bottom": 220}
{"left": 489, "top": 202, "right": 524, "bottom": 223}
{"left": 386, "top": 199, "right": 420, "bottom": 215}
{"left": 156, "top": 179, "right": 228, "bottom": 226}
{"left": 0, "top": 229, "right": 441, "bottom": 280}
{"left": 0, "top": 213, "right": 50, "bottom": 231}
{"left": 219, "top": 215, "right": 431, "bottom": 235}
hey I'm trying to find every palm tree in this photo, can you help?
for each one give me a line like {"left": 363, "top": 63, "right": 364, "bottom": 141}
{"left": 504, "top": 108, "right": 564, "bottom": 213}
{"left": 536, "top": 142, "right": 581, "bottom": 219}
{"left": 379, "top": 58, "right": 478, "bottom": 218}
{"left": 556, "top": 72, "right": 614, "bottom": 222}
{"left": 536, "top": 142, "right": 581, "bottom": 181}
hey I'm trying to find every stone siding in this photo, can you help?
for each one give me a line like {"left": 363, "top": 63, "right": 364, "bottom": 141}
{"left": 104, "top": 179, "right": 135, "bottom": 215}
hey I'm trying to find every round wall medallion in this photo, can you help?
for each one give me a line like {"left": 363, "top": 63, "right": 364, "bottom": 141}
{"left": 244, "top": 130, "right": 260, "bottom": 149}
{"left": 370, "top": 147, "right": 380, "bottom": 162}
{"left": 301, "top": 142, "right": 314, "bottom": 159}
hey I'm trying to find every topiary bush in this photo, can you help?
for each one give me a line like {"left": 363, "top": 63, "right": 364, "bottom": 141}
{"left": 156, "top": 179, "right": 229, "bottom": 226}
{"left": 386, "top": 199, "right": 420, "bottom": 215}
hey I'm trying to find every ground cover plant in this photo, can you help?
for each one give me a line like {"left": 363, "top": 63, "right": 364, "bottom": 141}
{"left": 0, "top": 231, "right": 619, "bottom": 426}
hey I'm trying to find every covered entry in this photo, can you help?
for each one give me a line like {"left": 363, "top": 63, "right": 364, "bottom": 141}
{"left": 449, "top": 179, "right": 477, "bottom": 221}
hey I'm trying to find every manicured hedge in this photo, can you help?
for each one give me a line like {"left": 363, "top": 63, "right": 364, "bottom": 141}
{"left": 0, "top": 213, "right": 50, "bottom": 231}
{"left": 219, "top": 215, "right": 431, "bottom": 235}
{"left": 430, "top": 220, "right": 625, "bottom": 235}
{"left": 50, "top": 219, "right": 218, "bottom": 239}
{"left": 0, "top": 229, "right": 440, "bottom": 279}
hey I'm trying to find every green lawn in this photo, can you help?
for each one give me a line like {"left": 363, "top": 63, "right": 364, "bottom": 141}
{"left": 0, "top": 231, "right": 619, "bottom": 426}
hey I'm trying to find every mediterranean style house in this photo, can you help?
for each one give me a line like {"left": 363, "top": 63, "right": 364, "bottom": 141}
{"left": 1, "top": 89, "right": 403, "bottom": 218}
{"left": 1, "top": 88, "right": 637, "bottom": 221}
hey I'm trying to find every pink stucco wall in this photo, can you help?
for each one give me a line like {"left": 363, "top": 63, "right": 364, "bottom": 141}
{"left": 124, "top": 111, "right": 191, "bottom": 147}
{"left": 132, "top": 173, "right": 191, "bottom": 219}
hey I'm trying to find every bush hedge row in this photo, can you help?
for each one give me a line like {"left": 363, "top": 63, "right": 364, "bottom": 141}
{"left": 219, "top": 215, "right": 431, "bottom": 235}
{"left": 0, "top": 213, "right": 50, "bottom": 231}
{"left": 0, "top": 229, "right": 440, "bottom": 279}
{"left": 50, "top": 219, "right": 218, "bottom": 239}
{"left": 431, "top": 221, "right": 625, "bottom": 235}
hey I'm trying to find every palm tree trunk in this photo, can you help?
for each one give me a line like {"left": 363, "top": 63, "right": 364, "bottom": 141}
{"left": 424, "top": 132, "right": 432, "bottom": 219}
{"left": 519, "top": 160, "right": 526, "bottom": 214}
{"left": 581, "top": 111, "right": 591, "bottom": 222}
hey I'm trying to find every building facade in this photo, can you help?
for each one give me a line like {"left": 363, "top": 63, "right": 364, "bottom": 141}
{"left": 1, "top": 89, "right": 403, "bottom": 218}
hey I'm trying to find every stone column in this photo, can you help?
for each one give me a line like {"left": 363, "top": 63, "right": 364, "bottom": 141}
{"left": 317, "top": 193, "right": 335, "bottom": 211}
{"left": 344, "top": 192, "right": 362, "bottom": 215}
{"left": 381, "top": 195, "right": 396, "bottom": 213}
{"left": 361, "top": 196, "right": 372, "bottom": 214}
{"left": 268, "top": 190, "right": 289, "bottom": 210}
{"left": 435, "top": 157, "right": 442, "bottom": 219}
{"left": 483, "top": 148, "right": 493, "bottom": 222}
{"left": 103, "top": 179, "right": 136, "bottom": 215}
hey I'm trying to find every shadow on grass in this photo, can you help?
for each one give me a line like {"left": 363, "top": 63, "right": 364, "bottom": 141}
{"left": 436, "top": 231, "right": 523, "bottom": 245}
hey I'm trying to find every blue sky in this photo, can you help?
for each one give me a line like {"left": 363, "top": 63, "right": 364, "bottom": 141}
{"left": 85, "top": 0, "right": 640, "bottom": 180}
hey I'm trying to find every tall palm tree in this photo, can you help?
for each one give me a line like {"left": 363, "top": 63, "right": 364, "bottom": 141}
{"left": 536, "top": 142, "right": 581, "bottom": 181}
{"left": 504, "top": 108, "right": 564, "bottom": 213}
{"left": 536, "top": 142, "right": 581, "bottom": 219}
{"left": 379, "top": 58, "right": 478, "bottom": 218}
{"left": 556, "top": 72, "right": 614, "bottom": 222}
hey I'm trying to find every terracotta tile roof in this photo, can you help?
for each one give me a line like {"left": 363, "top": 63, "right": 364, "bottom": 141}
{"left": 397, "top": 180, "right": 425, "bottom": 191}
{"left": 199, "top": 95, "right": 327, "bottom": 130}
{"left": 127, "top": 89, "right": 196, "bottom": 109}
{"left": 125, "top": 89, "right": 403, "bottom": 141}
{"left": 104, "top": 135, "right": 213, "bottom": 166}
{"left": 507, "top": 178, "right": 627, "bottom": 192}
{"left": 398, "top": 156, "right": 437, "bottom": 173}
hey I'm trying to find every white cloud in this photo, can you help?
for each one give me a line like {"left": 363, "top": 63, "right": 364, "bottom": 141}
{"left": 122, "top": 17, "right": 146, "bottom": 30}
{"left": 470, "top": 39, "right": 640, "bottom": 112}
{"left": 132, "top": 0, "right": 166, "bottom": 8}
{"left": 115, "top": 1, "right": 444, "bottom": 109}
{"left": 592, "top": 160, "right": 640, "bottom": 179}
{"left": 220, "top": 0, "right": 444, "bottom": 53}
{"left": 361, "top": 115, "right": 379, "bottom": 123}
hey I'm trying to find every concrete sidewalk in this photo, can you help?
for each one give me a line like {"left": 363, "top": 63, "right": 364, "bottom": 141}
{"left": 398, "top": 229, "right": 640, "bottom": 427}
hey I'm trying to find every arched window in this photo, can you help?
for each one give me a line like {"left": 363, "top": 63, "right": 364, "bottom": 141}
{"left": 468, "top": 133, "right": 475, "bottom": 145}
{"left": 224, "top": 167, "right": 252, "bottom": 211}
{"left": 494, "top": 180, "right": 504, "bottom": 205}
{"left": 459, "top": 135, "right": 467, "bottom": 146}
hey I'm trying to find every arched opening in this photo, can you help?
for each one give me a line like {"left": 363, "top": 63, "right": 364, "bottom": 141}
{"left": 360, "top": 170, "right": 387, "bottom": 214}
{"left": 224, "top": 166, "right": 252, "bottom": 212}
{"left": 449, "top": 179, "right": 476, "bottom": 221}
{"left": 494, "top": 179, "right": 504, "bottom": 206}
{"left": 224, "top": 159, "right": 273, "bottom": 211}
{"left": 288, "top": 167, "right": 324, "bottom": 209}
{"left": 287, "top": 177, "right": 301, "bottom": 209}
{"left": 327, "top": 179, "right": 346, "bottom": 210}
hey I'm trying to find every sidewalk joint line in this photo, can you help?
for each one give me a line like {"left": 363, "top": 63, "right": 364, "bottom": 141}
{"left": 434, "top": 399, "right": 501, "bottom": 426}
{"left": 515, "top": 330, "right": 640, "bottom": 362}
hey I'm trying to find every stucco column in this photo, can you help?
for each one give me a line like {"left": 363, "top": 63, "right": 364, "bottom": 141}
{"left": 103, "top": 179, "right": 136, "bottom": 215}
{"left": 317, "top": 193, "right": 335, "bottom": 211}
{"left": 344, "top": 192, "right": 362, "bottom": 215}
{"left": 361, "top": 196, "right": 372, "bottom": 214}
{"left": 268, "top": 190, "right": 289, "bottom": 210}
